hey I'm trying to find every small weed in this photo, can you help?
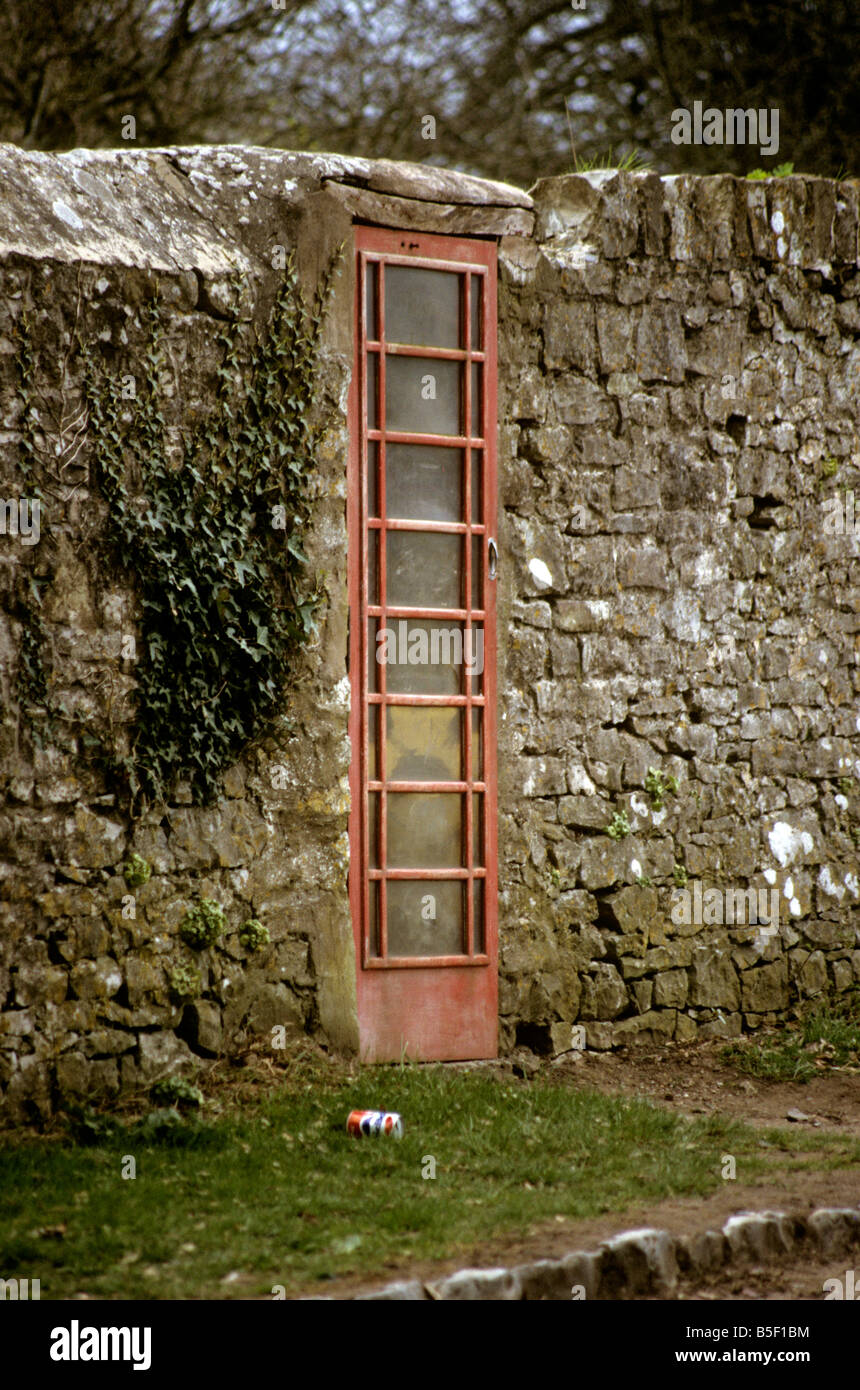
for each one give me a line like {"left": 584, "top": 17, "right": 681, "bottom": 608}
{"left": 151, "top": 1077, "right": 204, "bottom": 1110}
{"left": 821, "top": 456, "right": 840, "bottom": 480}
{"left": 606, "top": 809, "right": 631, "bottom": 840}
{"left": 238, "top": 918, "right": 270, "bottom": 952}
{"left": 673, "top": 862, "right": 688, "bottom": 889}
{"left": 644, "top": 767, "right": 678, "bottom": 811}
{"left": 180, "top": 900, "right": 225, "bottom": 950}
{"left": 169, "top": 963, "right": 201, "bottom": 1000}
{"left": 747, "top": 161, "right": 795, "bottom": 179}
{"left": 572, "top": 147, "right": 652, "bottom": 174}
{"left": 122, "top": 853, "right": 151, "bottom": 888}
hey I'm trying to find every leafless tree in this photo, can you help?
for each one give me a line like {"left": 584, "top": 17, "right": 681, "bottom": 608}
{"left": 0, "top": 0, "right": 311, "bottom": 149}
{"left": 2, "top": 0, "right": 857, "bottom": 184}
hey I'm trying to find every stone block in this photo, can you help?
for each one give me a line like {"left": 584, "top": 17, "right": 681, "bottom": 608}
{"left": 653, "top": 969, "right": 688, "bottom": 1008}
{"left": 597, "top": 1228, "right": 678, "bottom": 1297}
{"left": 580, "top": 964, "right": 628, "bottom": 1021}
{"left": 430, "top": 1267, "right": 522, "bottom": 1301}
{"left": 688, "top": 946, "right": 741, "bottom": 1009}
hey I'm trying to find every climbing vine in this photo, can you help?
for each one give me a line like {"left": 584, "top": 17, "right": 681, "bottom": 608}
{"left": 71, "top": 249, "right": 342, "bottom": 807}
{"left": 11, "top": 307, "right": 55, "bottom": 743}
{"left": 14, "top": 576, "right": 54, "bottom": 746}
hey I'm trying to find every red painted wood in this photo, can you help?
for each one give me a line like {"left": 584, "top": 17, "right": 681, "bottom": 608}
{"left": 348, "top": 225, "right": 498, "bottom": 1062}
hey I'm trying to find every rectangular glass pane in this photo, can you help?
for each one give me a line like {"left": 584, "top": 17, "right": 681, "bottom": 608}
{"left": 387, "top": 792, "right": 463, "bottom": 867}
{"left": 470, "top": 276, "right": 482, "bottom": 351}
{"left": 386, "top": 444, "right": 463, "bottom": 523}
{"left": 365, "top": 261, "right": 378, "bottom": 340}
{"left": 473, "top": 878, "right": 485, "bottom": 954}
{"left": 473, "top": 794, "right": 484, "bottom": 866}
{"left": 471, "top": 363, "right": 482, "bottom": 438}
{"left": 470, "top": 451, "right": 482, "bottom": 524}
{"left": 387, "top": 879, "right": 463, "bottom": 958}
{"left": 471, "top": 535, "right": 483, "bottom": 609}
{"left": 367, "top": 529, "right": 379, "bottom": 605}
{"left": 467, "top": 623, "right": 484, "bottom": 692}
{"left": 385, "top": 267, "right": 461, "bottom": 349}
{"left": 387, "top": 531, "right": 462, "bottom": 610}
{"left": 366, "top": 353, "right": 379, "bottom": 430}
{"left": 471, "top": 707, "right": 483, "bottom": 780}
{"left": 370, "top": 879, "right": 380, "bottom": 957}
{"left": 368, "top": 705, "right": 378, "bottom": 780}
{"left": 386, "top": 357, "right": 461, "bottom": 437}
{"left": 367, "top": 441, "right": 378, "bottom": 517}
{"left": 368, "top": 619, "right": 379, "bottom": 693}
{"left": 382, "top": 620, "right": 467, "bottom": 695}
{"left": 368, "top": 791, "right": 379, "bottom": 867}
{"left": 387, "top": 706, "right": 462, "bottom": 783}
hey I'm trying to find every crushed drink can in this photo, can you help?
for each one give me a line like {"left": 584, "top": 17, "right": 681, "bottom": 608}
{"left": 346, "top": 1109, "right": 403, "bottom": 1139}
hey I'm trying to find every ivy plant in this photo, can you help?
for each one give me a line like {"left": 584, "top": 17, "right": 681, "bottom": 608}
{"left": 74, "top": 249, "right": 341, "bottom": 806}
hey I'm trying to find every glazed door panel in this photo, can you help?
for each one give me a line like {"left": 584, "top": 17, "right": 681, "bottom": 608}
{"left": 348, "top": 226, "right": 498, "bottom": 1061}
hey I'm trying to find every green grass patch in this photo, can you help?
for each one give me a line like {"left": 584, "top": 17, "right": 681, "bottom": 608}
{"left": 1, "top": 1064, "right": 857, "bottom": 1299}
{"left": 721, "top": 994, "right": 860, "bottom": 1083}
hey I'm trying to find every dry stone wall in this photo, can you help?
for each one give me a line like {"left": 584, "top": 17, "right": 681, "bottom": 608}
{"left": 496, "top": 171, "right": 860, "bottom": 1053}
{"left": 0, "top": 147, "right": 368, "bottom": 1121}
{"left": 0, "top": 146, "right": 858, "bottom": 1118}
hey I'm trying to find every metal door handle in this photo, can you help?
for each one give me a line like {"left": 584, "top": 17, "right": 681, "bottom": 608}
{"left": 488, "top": 537, "right": 498, "bottom": 581}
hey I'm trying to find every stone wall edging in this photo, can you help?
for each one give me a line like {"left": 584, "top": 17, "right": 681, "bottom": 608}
{"left": 333, "top": 1204, "right": 860, "bottom": 1300}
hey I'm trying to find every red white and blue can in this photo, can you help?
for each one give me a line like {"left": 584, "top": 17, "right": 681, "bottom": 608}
{"left": 346, "top": 1109, "right": 403, "bottom": 1139}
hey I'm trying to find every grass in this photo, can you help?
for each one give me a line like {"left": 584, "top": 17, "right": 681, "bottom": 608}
{"left": 569, "top": 147, "right": 653, "bottom": 174}
{"left": 721, "top": 994, "right": 860, "bottom": 1083}
{"left": 2, "top": 1057, "right": 858, "bottom": 1299}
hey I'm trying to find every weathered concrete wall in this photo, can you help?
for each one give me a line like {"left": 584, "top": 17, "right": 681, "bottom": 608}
{"left": 1, "top": 146, "right": 858, "bottom": 1118}
{"left": 496, "top": 171, "right": 860, "bottom": 1052}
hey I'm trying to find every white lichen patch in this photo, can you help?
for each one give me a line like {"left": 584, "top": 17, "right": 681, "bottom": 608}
{"left": 567, "top": 764, "right": 595, "bottom": 795}
{"left": 767, "top": 821, "right": 813, "bottom": 867}
{"left": 528, "top": 558, "right": 553, "bottom": 588}
{"left": 817, "top": 865, "right": 843, "bottom": 899}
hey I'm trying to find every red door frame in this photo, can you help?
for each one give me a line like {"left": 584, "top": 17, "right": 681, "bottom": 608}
{"left": 347, "top": 225, "right": 498, "bottom": 1061}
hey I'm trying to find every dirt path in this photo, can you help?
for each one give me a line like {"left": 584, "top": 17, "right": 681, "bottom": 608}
{"left": 558, "top": 1039, "right": 860, "bottom": 1138}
